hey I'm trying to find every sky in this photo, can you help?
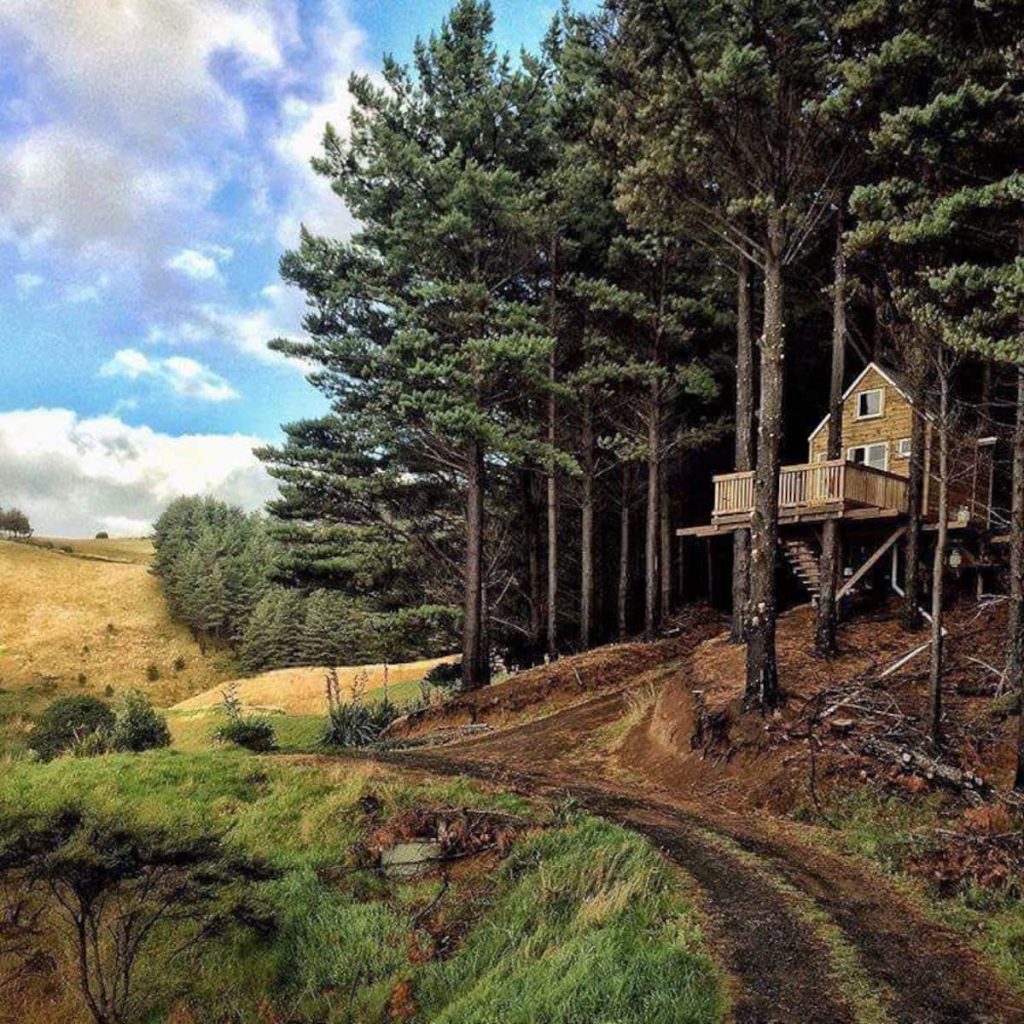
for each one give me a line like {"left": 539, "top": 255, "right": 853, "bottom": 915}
{"left": 0, "top": 0, "right": 595, "bottom": 536}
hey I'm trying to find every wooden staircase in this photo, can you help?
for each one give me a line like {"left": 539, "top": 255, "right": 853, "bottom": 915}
{"left": 782, "top": 538, "right": 821, "bottom": 598}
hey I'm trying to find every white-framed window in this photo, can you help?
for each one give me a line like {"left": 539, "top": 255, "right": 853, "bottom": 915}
{"left": 896, "top": 437, "right": 911, "bottom": 458}
{"left": 847, "top": 442, "right": 889, "bottom": 471}
{"left": 856, "top": 388, "right": 884, "bottom": 420}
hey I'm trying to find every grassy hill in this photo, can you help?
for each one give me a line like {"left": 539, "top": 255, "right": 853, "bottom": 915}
{"left": 174, "top": 657, "right": 457, "bottom": 716}
{"left": 0, "top": 537, "right": 456, "bottom": 758}
{"left": 0, "top": 538, "right": 238, "bottom": 755}
{"left": 0, "top": 538, "right": 236, "bottom": 702}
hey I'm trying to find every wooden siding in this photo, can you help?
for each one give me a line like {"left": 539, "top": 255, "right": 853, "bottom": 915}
{"left": 808, "top": 366, "right": 914, "bottom": 476}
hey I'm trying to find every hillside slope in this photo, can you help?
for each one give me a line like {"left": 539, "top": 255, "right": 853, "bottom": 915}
{"left": 0, "top": 538, "right": 235, "bottom": 707}
{"left": 173, "top": 656, "right": 459, "bottom": 715}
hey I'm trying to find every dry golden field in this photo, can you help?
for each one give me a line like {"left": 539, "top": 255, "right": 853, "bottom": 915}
{"left": 173, "top": 655, "right": 458, "bottom": 716}
{"left": 26, "top": 535, "right": 156, "bottom": 565}
{"left": 0, "top": 538, "right": 236, "bottom": 707}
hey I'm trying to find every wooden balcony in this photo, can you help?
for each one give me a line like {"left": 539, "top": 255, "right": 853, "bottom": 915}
{"left": 711, "top": 460, "right": 908, "bottom": 527}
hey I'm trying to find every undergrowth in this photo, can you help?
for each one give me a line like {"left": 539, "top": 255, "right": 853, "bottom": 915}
{"left": 0, "top": 752, "right": 726, "bottom": 1023}
{"left": 803, "top": 787, "right": 1024, "bottom": 996}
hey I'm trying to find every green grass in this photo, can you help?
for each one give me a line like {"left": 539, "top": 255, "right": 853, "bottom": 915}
{"left": 165, "top": 707, "right": 326, "bottom": 753}
{"left": 0, "top": 752, "right": 726, "bottom": 1023}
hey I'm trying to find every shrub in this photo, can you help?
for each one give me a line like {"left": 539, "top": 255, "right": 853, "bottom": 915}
{"left": 67, "top": 727, "right": 110, "bottom": 759}
{"left": 104, "top": 685, "right": 115, "bottom": 698}
{"left": 0, "top": 807, "right": 277, "bottom": 1024}
{"left": 31, "top": 696, "right": 115, "bottom": 761}
{"left": 94, "top": 531, "right": 109, "bottom": 539}
{"left": 323, "top": 697, "right": 399, "bottom": 749}
{"left": 146, "top": 663, "right": 161, "bottom": 682}
{"left": 111, "top": 690, "right": 171, "bottom": 753}
{"left": 213, "top": 716, "right": 277, "bottom": 753}
{"left": 424, "top": 661, "right": 462, "bottom": 690}
{"left": 77, "top": 672, "right": 88, "bottom": 687}
{"left": 173, "top": 655, "right": 187, "bottom": 673}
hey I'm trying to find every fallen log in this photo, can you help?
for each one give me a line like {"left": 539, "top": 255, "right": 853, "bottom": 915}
{"left": 860, "top": 737, "right": 987, "bottom": 805}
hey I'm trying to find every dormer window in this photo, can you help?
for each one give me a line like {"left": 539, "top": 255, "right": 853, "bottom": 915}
{"left": 856, "top": 388, "right": 884, "bottom": 420}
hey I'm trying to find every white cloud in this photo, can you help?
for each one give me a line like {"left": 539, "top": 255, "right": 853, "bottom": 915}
{"left": 0, "top": 1, "right": 285, "bottom": 149}
{"left": 0, "top": 125, "right": 217, "bottom": 264}
{"left": 144, "top": 282, "right": 308, "bottom": 365}
{"left": 271, "top": 11, "right": 369, "bottom": 246}
{"left": 167, "top": 244, "right": 233, "bottom": 282}
{"left": 14, "top": 272, "right": 43, "bottom": 295}
{"left": 100, "top": 348, "right": 240, "bottom": 403}
{"left": 64, "top": 283, "right": 102, "bottom": 304}
{"left": 0, "top": 407, "right": 275, "bottom": 536}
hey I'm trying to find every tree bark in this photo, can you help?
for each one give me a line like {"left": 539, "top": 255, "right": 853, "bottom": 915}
{"left": 659, "top": 459, "right": 672, "bottom": 622}
{"left": 928, "top": 366, "right": 951, "bottom": 747}
{"left": 618, "top": 464, "right": 632, "bottom": 640}
{"left": 580, "top": 387, "right": 595, "bottom": 649}
{"left": 731, "top": 252, "right": 755, "bottom": 642}
{"left": 815, "top": 214, "right": 846, "bottom": 658}
{"left": 462, "top": 440, "right": 489, "bottom": 689}
{"left": 745, "top": 209, "right": 785, "bottom": 711}
{"left": 1008, "top": 368, "right": 1024, "bottom": 788}
{"left": 902, "top": 340, "right": 928, "bottom": 631}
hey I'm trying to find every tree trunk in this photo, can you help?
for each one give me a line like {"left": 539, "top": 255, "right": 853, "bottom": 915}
{"left": 546, "top": 238, "right": 560, "bottom": 661}
{"left": 645, "top": 389, "right": 660, "bottom": 639}
{"left": 902, "top": 341, "right": 928, "bottom": 631}
{"left": 1008, "top": 368, "right": 1024, "bottom": 788}
{"left": 580, "top": 387, "right": 595, "bottom": 649}
{"left": 731, "top": 253, "right": 755, "bottom": 642}
{"left": 745, "top": 209, "right": 785, "bottom": 711}
{"left": 618, "top": 465, "right": 631, "bottom": 640}
{"left": 659, "top": 459, "right": 672, "bottom": 622}
{"left": 547, "top": 383, "right": 558, "bottom": 661}
{"left": 462, "top": 440, "right": 489, "bottom": 689}
{"left": 521, "top": 469, "right": 543, "bottom": 665}
{"left": 815, "top": 214, "right": 846, "bottom": 658}
{"left": 928, "top": 367, "right": 950, "bottom": 747}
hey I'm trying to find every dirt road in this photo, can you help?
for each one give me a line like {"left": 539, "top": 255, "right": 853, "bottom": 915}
{"left": 377, "top": 687, "right": 1024, "bottom": 1024}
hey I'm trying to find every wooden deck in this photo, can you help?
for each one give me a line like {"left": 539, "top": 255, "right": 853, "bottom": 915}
{"left": 678, "top": 460, "right": 909, "bottom": 537}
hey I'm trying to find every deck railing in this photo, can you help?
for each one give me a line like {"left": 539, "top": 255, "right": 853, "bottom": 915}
{"left": 712, "top": 460, "right": 908, "bottom": 519}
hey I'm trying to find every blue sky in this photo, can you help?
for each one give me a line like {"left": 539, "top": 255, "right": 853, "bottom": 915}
{"left": 0, "top": 0, "right": 595, "bottom": 534}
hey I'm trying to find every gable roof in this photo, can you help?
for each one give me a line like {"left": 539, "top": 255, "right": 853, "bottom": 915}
{"left": 807, "top": 361, "right": 914, "bottom": 443}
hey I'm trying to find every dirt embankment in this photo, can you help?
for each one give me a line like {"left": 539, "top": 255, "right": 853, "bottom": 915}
{"left": 386, "top": 605, "right": 727, "bottom": 742}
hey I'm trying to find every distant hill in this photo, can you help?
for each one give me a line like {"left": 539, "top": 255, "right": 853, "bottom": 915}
{"left": 0, "top": 538, "right": 236, "bottom": 708}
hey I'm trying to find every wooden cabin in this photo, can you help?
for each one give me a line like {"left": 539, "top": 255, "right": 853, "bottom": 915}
{"left": 679, "top": 361, "right": 997, "bottom": 600}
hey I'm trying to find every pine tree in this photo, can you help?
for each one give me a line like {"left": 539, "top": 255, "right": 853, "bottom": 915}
{"left": 264, "top": 1, "right": 561, "bottom": 689}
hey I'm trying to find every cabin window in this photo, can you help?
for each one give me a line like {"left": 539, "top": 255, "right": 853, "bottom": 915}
{"left": 896, "top": 437, "right": 911, "bottom": 458}
{"left": 856, "top": 388, "right": 884, "bottom": 419}
{"left": 847, "top": 442, "right": 888, "bottom": 471}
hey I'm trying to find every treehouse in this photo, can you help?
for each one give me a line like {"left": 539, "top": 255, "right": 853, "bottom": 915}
{"left": 679, "top": 362, "right": 998, "bottom": 600}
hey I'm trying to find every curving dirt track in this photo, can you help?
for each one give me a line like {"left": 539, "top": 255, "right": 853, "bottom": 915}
{"left": 377, "top": 683, "right": 1024, "bottom": 1024}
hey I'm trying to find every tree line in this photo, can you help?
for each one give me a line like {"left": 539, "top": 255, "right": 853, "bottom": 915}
{"left": 151, "top": 496, "right": 458, "bottom": 672}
